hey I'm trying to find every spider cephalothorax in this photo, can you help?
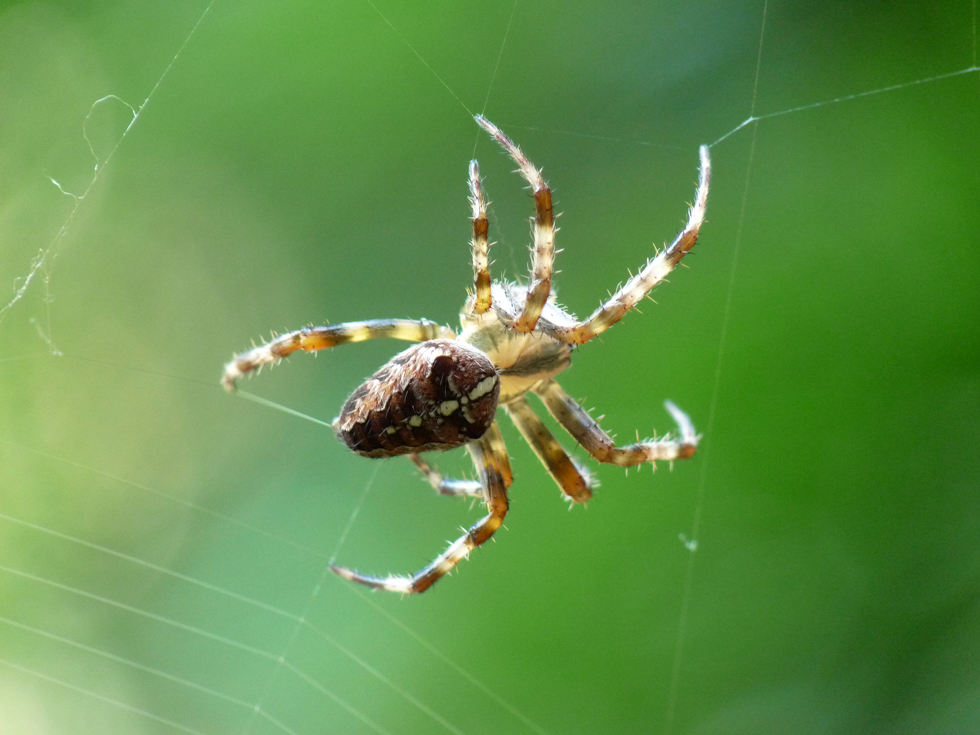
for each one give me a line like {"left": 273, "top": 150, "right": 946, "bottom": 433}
{"left": 223, "top": 116, "right": 711, "bottom": 593}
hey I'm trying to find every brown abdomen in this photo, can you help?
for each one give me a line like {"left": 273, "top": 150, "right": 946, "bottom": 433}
{"left": 335, "top": 339, "right": 500, "bottom": 458}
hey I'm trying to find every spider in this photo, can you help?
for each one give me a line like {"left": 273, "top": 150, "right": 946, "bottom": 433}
{"left": 222, "top": 116, "right": 710, "bottom": 594}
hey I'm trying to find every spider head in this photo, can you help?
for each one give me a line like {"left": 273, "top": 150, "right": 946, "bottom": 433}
{"left": 334, "top": 339, "right": 500, "bottom": 458}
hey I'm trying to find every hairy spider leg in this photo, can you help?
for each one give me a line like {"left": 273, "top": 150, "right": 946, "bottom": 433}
{"left": 330, "top": 428, "right": 511, "bottom": 594}
{"left": 475, "top": 115, "right": 555, "bottom": 333}
{"left": 468, "top": 160, "right": 493, "bottom": 315}
{"left": 551, "top": 145, "right": 711, "bottom": 345}
{"left": 504, "top": 396, "right": 595, "bottom": 504}
{"left": 408, "top": 422, "right": 511, "bottom": 499}
{"left": 409, "top": 453, "right": 484, "bottom": 498}
{"left": 535, "top": 379, "right": 698, "bottom": 465}
{"left": 480, "top": 422, "right": 514, "bottom": 488}
{"left": 222, "top": 318, "right": 455, "bottom": 391}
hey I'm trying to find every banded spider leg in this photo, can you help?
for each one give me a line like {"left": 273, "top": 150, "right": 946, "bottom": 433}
{"left": 222, "top": 319, "right": 454, "bottom": 391}
{"left": 331, "top": 427, "right": 511, "bottom": 594}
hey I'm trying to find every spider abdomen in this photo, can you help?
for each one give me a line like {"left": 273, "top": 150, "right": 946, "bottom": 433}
{"left": 334, "top": 339, "right": 500, "bottom": 458}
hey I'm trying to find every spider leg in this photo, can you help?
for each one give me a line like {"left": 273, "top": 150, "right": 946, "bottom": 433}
{"left": 535, "top": 379, "right": 698, "bottom": 465}
{"left": 330, "top": 427, "right": 510, "bottom": 594}
{"left": 408, "top": 420, "right": 511, "bottom": 497}
{"left": 475, "top": 115, "right": 554, "bottom": 333}
{"left": 409, "top": 453, "right": 483, "bottom": 498}
{"left": 480, "top": 421, "right": 513, "bottom": 489}
{"left": 504, "top": 396, "right": 594, "bottom": 504}
{"left": 551, "top": 146, "right": 711, "bottom": 345}
{"left": 222, "top": 318, "right": 454, "bottom": 391}
{"left": 468, "top": 160, "right": 493, "bottom": 315}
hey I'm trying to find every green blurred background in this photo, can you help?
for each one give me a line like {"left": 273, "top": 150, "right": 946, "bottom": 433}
{"left": 1, "top": 1, "right": 978, "bottom": 733}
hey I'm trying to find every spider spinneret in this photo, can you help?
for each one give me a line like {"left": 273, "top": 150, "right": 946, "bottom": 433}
{"left": 223, "top": 115, "right": 711, "bottom": 594}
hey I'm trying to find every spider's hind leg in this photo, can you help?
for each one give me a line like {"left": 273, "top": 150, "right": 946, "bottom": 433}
{"left": 505, "top": 396, "right": 595, "bottom": 504}
{"left": 331, "top": 427, "right": 510, "bottom": 594}
{"left": 408, "top": 423, "right": 511, "bottom": 499}
{"left": 535, "top": 379, "right": 698, "bottom": 467}
{"left": 409, "top": 453, "right": 483, "bottom": 498}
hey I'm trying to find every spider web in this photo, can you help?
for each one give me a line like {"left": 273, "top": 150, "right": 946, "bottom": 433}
{"left": 1, "top": 1, "right": 979, "bottom": 734}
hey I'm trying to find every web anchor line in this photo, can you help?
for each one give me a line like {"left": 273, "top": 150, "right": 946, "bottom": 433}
{"left": 710, "top": 64, "right": 980, "bottom": 148}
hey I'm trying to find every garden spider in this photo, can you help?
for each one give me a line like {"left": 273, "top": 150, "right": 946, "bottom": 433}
{"left": 223, "top": 116, "right": 711, "bottom": 594}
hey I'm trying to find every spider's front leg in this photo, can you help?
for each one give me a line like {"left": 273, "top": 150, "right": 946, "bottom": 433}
{"left": 552, "top": 145, "right": 711, "bottom": 345}
{"left": 221, "top": 318, "right": 454, "bottom": 391}
{"left": 331, "top": 428, "right": 511, "bottom": 594}
{"left": 475, "top": 115, "right": 555, "bottom": 332}
{"left": 468, "top": 159, "right": 493, "bottom": 315}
